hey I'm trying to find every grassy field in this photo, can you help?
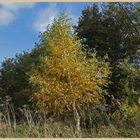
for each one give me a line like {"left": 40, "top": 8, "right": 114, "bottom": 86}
{"left": 0, "top": 103, "right": 140, "bottom": 138}
{"left": 1, "top": 121, "right": 140, "bottom": 138}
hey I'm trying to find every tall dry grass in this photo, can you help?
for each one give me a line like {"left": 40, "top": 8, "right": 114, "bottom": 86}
{"left": 0, "top": 96, "right": 140, "bottom": 138}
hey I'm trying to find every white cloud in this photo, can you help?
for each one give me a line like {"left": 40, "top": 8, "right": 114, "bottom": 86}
{"left": 0, "top": 3, "right": 36, "bottom": 26}
{"left": 33, "top": 3, "right": 58, "bottom": 32}
{"left": 33, "top": 3, "right": 79, "bottom": 33}
{"left": 62, "top": 3, "right": 78, "bottom": 25}
{"left": 0, "top": 9, "right": 15, "bottom": 26}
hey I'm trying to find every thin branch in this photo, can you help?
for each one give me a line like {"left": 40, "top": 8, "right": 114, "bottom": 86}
{"left": 117, "top": 2, "right": 139, "bottom": 36}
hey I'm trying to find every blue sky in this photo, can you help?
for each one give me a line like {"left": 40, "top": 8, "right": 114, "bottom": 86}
{"left": 0, "top": 2, "right": 94, "bottom": 63}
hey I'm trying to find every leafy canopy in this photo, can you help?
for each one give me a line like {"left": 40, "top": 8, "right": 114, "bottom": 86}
{"left": 29, "top": 14, "right": 109, "bottom": 116}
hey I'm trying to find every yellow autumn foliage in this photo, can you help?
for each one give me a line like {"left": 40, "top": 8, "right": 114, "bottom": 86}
{"left": 29, "top": 15, "right": 109, "bottom": 116}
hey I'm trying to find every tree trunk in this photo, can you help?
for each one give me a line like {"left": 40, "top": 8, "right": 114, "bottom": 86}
{"left": 73, "top": 102, "right": 80, "bottom": 132}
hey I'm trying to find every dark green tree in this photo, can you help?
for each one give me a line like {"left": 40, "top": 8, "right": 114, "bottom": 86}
{"left": 0, "top": 52, "right": 32, "bottom": 107}
{"left": 76, "top": 3, "right": 139, "bottom": 62}
{"left": 76, "top": 2, "right": 140, "bottom": 112}
{"left": 0, "top": 38, "right": 49, "bottom": 108}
